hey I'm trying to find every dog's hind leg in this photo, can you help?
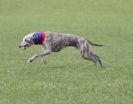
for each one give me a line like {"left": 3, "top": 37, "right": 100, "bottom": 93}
{"left": 98, "top": 58, "right": 102, "bottom": 67}
{"left": 89, "top": 51, "right": 102, "bottom": 67}
{"left": 81, "top": 50, "right": 102, "bottom": 67}
{"left": 79, "top": 40, "right": 102, "bottom": 67}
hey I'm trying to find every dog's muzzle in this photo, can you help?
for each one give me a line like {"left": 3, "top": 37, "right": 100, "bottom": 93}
{"left": 19, "top": 44, "right": 29, "bottom": 50}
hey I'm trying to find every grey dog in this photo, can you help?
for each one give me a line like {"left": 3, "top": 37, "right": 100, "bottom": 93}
{"left": 19, "top": 32, "right": 103, "bottom": 66}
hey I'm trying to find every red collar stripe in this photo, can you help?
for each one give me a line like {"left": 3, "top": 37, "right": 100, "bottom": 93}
{"left": 35, "top": 32, "right": 46, "bottom": 45}
{"left": 40, "top": 32, "right": 45, "bottom": 44}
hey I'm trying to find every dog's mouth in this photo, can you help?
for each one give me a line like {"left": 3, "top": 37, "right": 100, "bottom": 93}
{"left": 19, "top": 44, "right": 29, "bottom": 50}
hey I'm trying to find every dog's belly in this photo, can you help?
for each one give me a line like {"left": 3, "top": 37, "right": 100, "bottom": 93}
{"left": 51, "top": 45, "right": 62, "bottom": 52}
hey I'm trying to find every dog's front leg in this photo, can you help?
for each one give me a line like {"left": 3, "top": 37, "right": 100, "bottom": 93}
{"left": 27, "top": 50, "right": 51, "bottom": 63}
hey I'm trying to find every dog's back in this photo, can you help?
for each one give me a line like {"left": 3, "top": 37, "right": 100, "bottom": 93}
{"left": 45, "top": 32, "right": 80, "bottom": 52}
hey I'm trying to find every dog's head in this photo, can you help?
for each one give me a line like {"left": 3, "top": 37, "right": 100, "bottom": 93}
{"left": 19, "top": 33, "right": 35, "bottom": 50}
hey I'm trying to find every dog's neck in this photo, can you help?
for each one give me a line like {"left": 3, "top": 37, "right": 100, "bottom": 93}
{"left": 34, "top": 32, "right": 46, "bottom": 45}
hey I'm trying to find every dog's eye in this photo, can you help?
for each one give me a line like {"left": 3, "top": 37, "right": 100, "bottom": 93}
{"left": 25, "top": 39, "right": 30, "bottom": 43}
{"left": 25, "top": 39, "right": 27, "bottom": 42}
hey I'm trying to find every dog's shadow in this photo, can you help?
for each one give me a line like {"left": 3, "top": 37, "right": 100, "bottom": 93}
{"left": 47, "top": 65, "right": 66, "bottom": 69}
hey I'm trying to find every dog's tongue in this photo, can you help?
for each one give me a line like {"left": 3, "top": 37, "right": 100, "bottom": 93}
{"left": 35, "top": 32, "right": 46, "bottom": 45}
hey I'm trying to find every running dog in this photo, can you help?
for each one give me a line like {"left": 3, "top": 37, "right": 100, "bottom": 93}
{"left": 19, "top": 32, "right": 103, "bottom": 66}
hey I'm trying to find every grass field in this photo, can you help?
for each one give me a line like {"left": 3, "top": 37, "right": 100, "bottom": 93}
{"left": 0, "top": 0, "right": 133, "bottom": 104}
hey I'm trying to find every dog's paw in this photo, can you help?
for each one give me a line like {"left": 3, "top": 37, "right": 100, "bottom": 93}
{"left": 27, "top": 58, "right": 33, "bottom": 63}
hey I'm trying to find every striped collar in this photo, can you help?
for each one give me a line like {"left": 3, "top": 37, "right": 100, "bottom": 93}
{"left": 34, "top": 32, "right": 46, "bottom": 45}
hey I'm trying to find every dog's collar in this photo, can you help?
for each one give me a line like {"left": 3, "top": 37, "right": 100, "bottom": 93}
{"left": 34, "top": 32, "right": 46, "bottom": 45}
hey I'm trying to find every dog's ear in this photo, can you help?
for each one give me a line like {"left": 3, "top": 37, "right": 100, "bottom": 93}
{"left": 32, "top": 33, "right": 36, "bottom": 40}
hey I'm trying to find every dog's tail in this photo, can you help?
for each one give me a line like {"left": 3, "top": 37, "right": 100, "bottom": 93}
{"left": 87, "top": 40, "right": 104, "bottom": 47}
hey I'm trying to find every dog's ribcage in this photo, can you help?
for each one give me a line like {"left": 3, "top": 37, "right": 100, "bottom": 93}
{"left": 48, "top": 33, "right": 79, "bottom": 52}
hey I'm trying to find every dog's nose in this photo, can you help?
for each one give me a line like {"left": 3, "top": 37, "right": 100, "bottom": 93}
{"left": 19, "top": 45, "right": 21, "bottom": 48}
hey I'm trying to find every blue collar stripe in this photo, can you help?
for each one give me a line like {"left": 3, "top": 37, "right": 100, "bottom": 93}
{"left": 35, "top": 32, "right": 41, "bottom": 45}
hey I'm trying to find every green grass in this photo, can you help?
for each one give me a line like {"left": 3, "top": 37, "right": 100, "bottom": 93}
{"left": 0, "top": 0, "right": 133, "bottom": 104}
